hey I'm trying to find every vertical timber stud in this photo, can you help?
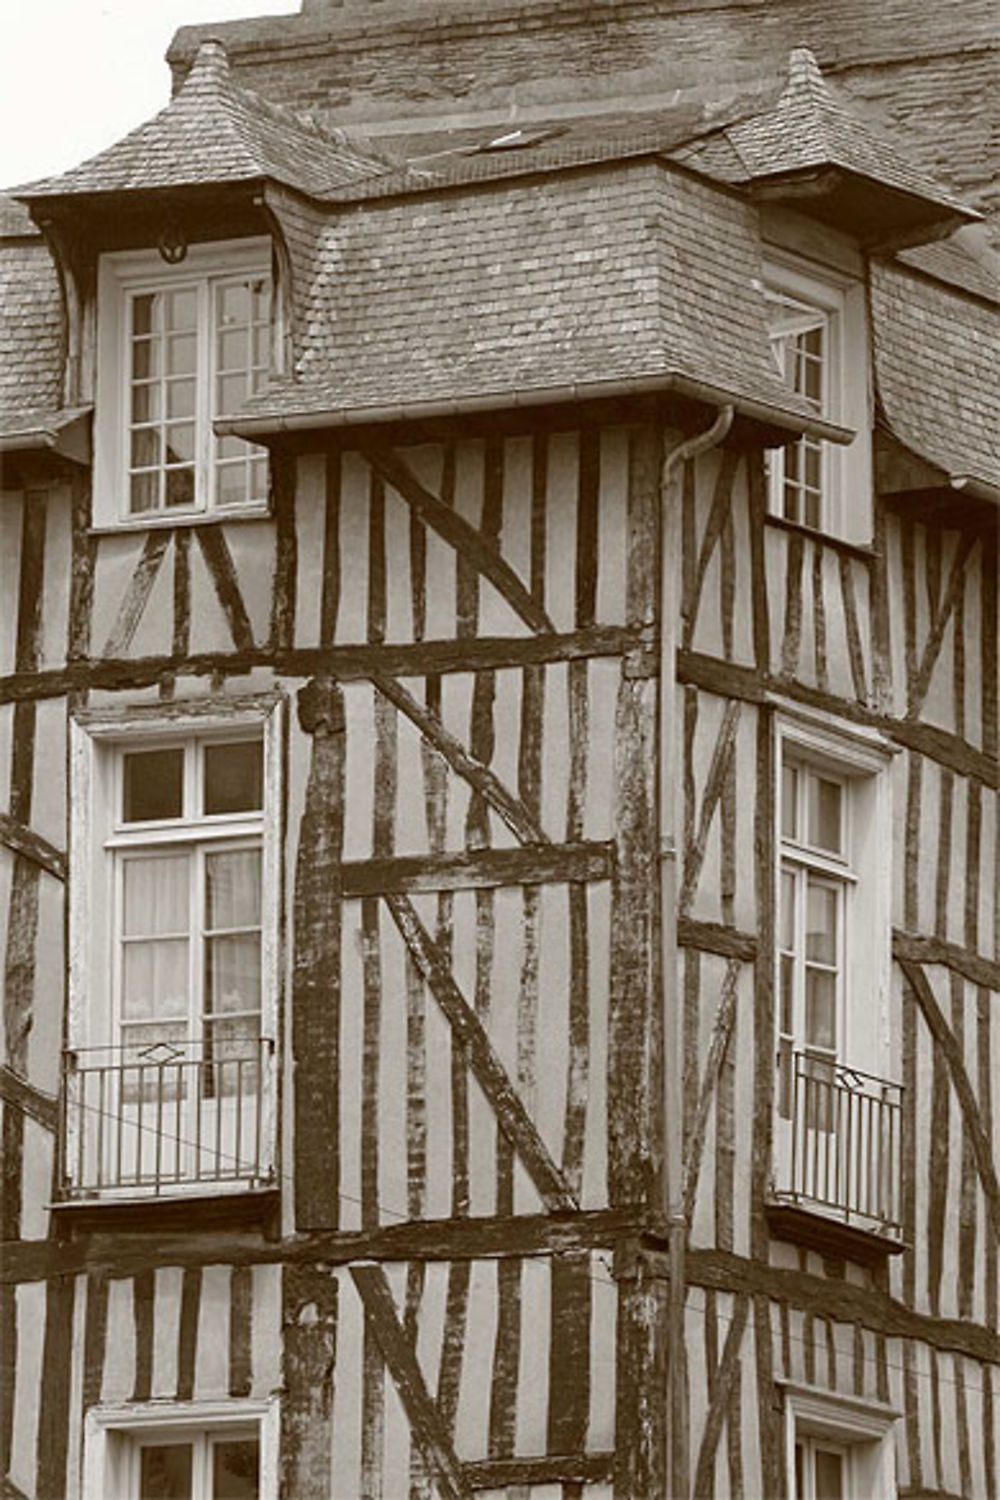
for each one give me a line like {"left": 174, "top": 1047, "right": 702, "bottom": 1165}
{"left": 281, "top": 1264, "right": 338, "bottom": 1499}
{"left": 659, "top": 409, "right": 733, "bottom": 1500}
{"left": 293, "top": 678, "right": 346, "bottom": 1228}
{"left": 611, "top": 422, "right": 663, "bottom": 1499}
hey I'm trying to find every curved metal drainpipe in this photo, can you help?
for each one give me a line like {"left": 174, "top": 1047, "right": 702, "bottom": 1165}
{"left": 659, "top": 404, "right": 735, "bottom": 1496}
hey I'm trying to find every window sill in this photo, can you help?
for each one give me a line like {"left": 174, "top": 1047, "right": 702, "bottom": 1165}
{"left": 763, "top": 511, "right": 874, "bottom": 562}
{"left": 766, "top": 1197, "right": 905, "bottom": 1265}
{"left": 50, "top": 1185, "right": 280, "bottom": 1238}
{"left": 88, "top": 503, "right": 272, "bottom": 536}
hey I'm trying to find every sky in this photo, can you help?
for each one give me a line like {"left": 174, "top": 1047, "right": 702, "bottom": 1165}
{"left": 0, "top": 1, "right": 296, "bottom": 190}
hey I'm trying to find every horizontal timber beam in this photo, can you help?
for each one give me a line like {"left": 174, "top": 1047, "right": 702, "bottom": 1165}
{"left": 5, "top": 1210, "right": 996, "bottom": 1365}
{"left": 677, "top": 916, "right": 757, "bottom": 962}
{"left": 1, "top": 1207, "right": 642, "bottom": 1285}
{"left": 0, "top": 626, "right": 642, "bottom": 705}
{"left": 465, "top": 1453, "right": 614, "bottom": 1489}
{"left": 342, "top": 841, "right": 613, "bottom": 897}
{"left": 894, "top": 929, "right": 1000, "bottom": 992}
{"left": 678, "top": 649, "right": 999, "bottom": 788}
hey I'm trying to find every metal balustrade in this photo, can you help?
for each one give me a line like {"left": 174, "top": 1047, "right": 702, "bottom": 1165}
{"left": 775, "top": 1050, "right": 904, "bottom": 1240}
{"left": 58, "top": 1037, "right": 273, "bottom": 1197}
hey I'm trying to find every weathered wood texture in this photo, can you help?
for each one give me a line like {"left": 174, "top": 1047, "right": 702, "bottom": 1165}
{"left": 2, "top": 427, "right": 998, "bottom": 1499}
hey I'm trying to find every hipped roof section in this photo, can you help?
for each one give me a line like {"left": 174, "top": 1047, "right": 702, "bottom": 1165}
{"left": 871, "top": 258, "right": 1000, "bottom": 499}
{"left": 0, "top": 213, "right": 90, "bottom": 466}
{"left": 3, "top": 40, "right": 993, "bottom": 471}
{"left": 225, "top": 164, "right": 835, "bottom": 439}
{"left": 12, "top": 40, "right": 392, "bottom": 203}
{"left": 669, "top": 48, "right": 978, "bottom": 238}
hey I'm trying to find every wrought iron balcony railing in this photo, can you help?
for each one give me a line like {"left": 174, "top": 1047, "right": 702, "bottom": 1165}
{"left": 58, "top": 1037, "right": 274, "bottom": 1198}
{"left": 773, "top": 1050, "right": 904, "bottom": 1241}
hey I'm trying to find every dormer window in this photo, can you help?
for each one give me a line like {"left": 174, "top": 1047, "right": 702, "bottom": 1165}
{"left": 95, "top": 238, "right": 271, "bottom": 527}
{"left": 764, "top": 252, "right": 872, "bottom": 544}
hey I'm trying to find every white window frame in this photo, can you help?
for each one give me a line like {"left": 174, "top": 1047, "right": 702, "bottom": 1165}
{"left": 95, "top": 238, "right": 272, "bottom": 530}
{"left": 781, "top": 1383, "right": 898, "bottom": 1499}
{"left": 774, "top": 710, "right": 893, "bottom": 1079}
{"left": 83, "top": 1398, "right": 278, "bottom": 1500}
{"left": 67, "top": 695, "right": 283, "bottom": 1197}
{"left": 765, "top": 252, "right": 872, "bottom": 544}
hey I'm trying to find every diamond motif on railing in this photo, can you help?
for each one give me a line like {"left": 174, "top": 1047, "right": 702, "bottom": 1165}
{"left": 136, "top": 1041, "right": 185, "bottom": 1065}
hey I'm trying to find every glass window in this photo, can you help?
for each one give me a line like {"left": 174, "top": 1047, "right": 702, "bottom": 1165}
{"left": 764, "top": 271, "right": 846, "bottom": 533}
{"left": 120, "top": 263, "right": 270, "bottom": 518}
{"left": 128, "top": 1429, "right": 259, "bottom": 1499}
{"left": 123, "top": 748, "right": 184, "bottom": 823}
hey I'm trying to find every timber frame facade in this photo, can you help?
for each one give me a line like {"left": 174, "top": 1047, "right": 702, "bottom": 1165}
{"left": 1, "top": 4, "right": 998, "bottom": 1498}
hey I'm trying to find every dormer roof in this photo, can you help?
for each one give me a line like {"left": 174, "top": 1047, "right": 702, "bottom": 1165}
{"left": 670, "top": 48, "right": 979, "bottom": 243}
{"left": 12, "top": 41, "right": 390, "bottom": 205}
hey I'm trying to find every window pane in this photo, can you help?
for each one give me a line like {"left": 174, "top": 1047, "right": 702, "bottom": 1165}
{"left": 808, "top": 775, "right": 842, "bottom": 853}
{"left": 131, "top": 428, "right": 160, "bottom": 469}
{"left": 166, "top": 287, "right": 197, "bottom": 331}
{"left": 218, "top": 281, "right": 251, "bottom": 327}
{"left": 206, "top": 935, "right": 261, "bottom": 1017}
{"left": 204, "top": 741, "right": 263, "bottom": 815}
{"left": 123, "top": 854, "right": 189, "bottom": 934}
{"left": 123, "top": 748, "right": 184, "bottom": 822}
{"left": 779, "top": 869, "right": 795, "bottom": 952}
{"left": 132, "top": 294, "right": 156, "bottom": 336}
{"left": 804, "top": 490, "right": 822, "bottom": 531}
{"left": 138, "top": 1442, "right": 192, "bottom": 1500}
{"left": 123, "top": 940, "right": 189, "bottom": 1022}
{"left": 780, "top": 953, "right": 794, "bottom": 1036}
{"left": 805, "top": 969, "right": 837, "bottom": 1051}
{"left": 166, "top": 380, "right": 195, "bottom": 419}
{"left": 218, "top": 327, "right": 249, "bottom": 372}
{"left": 204, "top": 1015, "right": 260, "bottom": 1097}
{"left": 216, "top": 462, "right": 249, "bottom": 507}
{"left": 213, "top": 1438, "right": 260, "bottom": 1499}
{"left": 217, "top": 372, "right": 248, "bottom": 415}
{"left": 166, "top": 333, "right": 196, "bottom": 376}
{"left": 132, "top": 338, "right": 160, "bottom": 380}
{"left": 205, "top": 849, "right": 262, "bottom": 929}
{"left": 781, "top": 763, "right": 798, "bottom": 840}
{"left": 132, "top": 383, "right": 161, "bottom": 423}
{"left": 805, "top": 881, "right": 837, "bottom": 964}
{"left": 249, "top": 457, "right": 268, "bottom": 504}
{"left": 815, "top": 1446, "right": 844, "bottom": 1500}
{"left": 166, "top": 468, "right": 196, "bottom": 508}
{"left": 165, "top": 424, "right": 195, "bottom": 464}
{"left": 130, "top": 471, "right": 160, "bottom": 514}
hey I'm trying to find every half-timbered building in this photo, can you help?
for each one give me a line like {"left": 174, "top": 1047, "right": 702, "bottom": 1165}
{"left": 1, "top": 2, "right": 997, "bottom": 1497}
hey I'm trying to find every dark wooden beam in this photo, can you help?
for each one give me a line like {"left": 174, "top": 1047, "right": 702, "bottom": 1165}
{"left": 351, "top": 1264, "right": 472, "bottom": 1500}
{"left": 0, "top": 813, "right": 66, "bottom": 882}
{"left": 2, "top": 1207, "right": 640, "bottom": 1284}
{"left": 0, "top": 626, "right": 641, "bottom": 706}
{"left": 0, "top": 1065, "right": 59, "bottom": 1133}
{"left": 342, "top": 840, "right": 613, "bottom": 897}
{"left": 893, "top": 929, "right": 1000, "bottom": 993}
{"left": 677, "top": 916, "right": 757, "bottom": 962}
{"left": 385, "top": 894, "right": 576, "bottom": 1212}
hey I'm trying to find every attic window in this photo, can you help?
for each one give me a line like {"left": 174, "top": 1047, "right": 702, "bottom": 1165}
{"left": 95, "top": 238, "right": 271, "bottom": 528}
{"left": 763, "top": 252, "right": 872, "bottom": 544}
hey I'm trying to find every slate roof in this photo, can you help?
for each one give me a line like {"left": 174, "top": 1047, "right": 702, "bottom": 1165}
{"left": 13, "top": 41, "right": 392, "bottom": 203}
{"left": 871, "top": 258, "right": 1000, "bottom": 493}
{"left": 0, "top": 228, "right": 63, "bottom": 427}
{"left": 670, "top": 49, "right": 976, "bottom": 224}
{"left": 223, "top": 162, "right": 835, "bottom": 437}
